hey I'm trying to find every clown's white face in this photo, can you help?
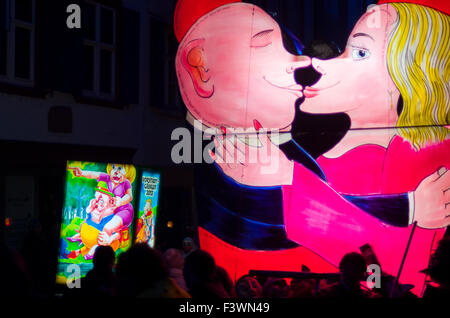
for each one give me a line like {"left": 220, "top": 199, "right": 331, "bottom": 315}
{"left": 110, "top": 164, "right": 126, "bottom": 184}
{"left": 94, "top": 191, "right": 112, "bottom": 212}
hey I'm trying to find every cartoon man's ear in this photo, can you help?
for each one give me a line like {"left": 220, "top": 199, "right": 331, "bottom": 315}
{"left": 180, "top": 38, "right": 214, "bottom": 98}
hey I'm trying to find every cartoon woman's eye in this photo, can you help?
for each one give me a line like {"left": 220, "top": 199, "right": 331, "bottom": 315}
{"left": 352, "top": 48, "right": 370, "bottom": 60}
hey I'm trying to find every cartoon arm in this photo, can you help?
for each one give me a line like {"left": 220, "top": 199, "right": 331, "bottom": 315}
{"left": 211, "top": 128, "right": 449, "bottom": 229}
{"left": 282, "top": 162, "right": 402, "bottom": 268}
{"left": 114, "top": 188, "right": 133, "bottom": 207}
{"left": 280, "top": 138, "right": 411, "bottom": 227}
{"left": 342, "top": 193, "right": 410, "bottom": 227}
{"left": 282, "top": 161, "right": 448, "bottom": 283}
{"left": 212, "top": 139, "right": 404, "bottom": 268}
{"left": 84, "top": 198, "right": 95, "bottom": 223}
{"left": 98, "top": 200, "right": 124, "bottom": 244}
{"left": 211, "top": 128, "right": 448, "bottom": 292}
{"left": 98, "top": 231, "right": 120, "bottom": 246}
{"left": 68, "top": 167, "right": 101, "bottom": 180}
{"left": 86, "top": 198, "right": 96, "bottom": 213}
{"left": 343, "top": 167, "right": 449, "bottom": 228}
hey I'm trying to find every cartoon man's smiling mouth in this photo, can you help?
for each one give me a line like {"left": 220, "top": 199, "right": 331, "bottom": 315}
{"left": 263, "top": 76, "right": 303, "bottom": 97}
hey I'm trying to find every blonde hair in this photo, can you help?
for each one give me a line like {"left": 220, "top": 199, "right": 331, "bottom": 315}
{"left": 387, "top": 3, "right": 449, "bottom": 149}
{"left": 106, "top": 163, "right": 136, "bottom": 184}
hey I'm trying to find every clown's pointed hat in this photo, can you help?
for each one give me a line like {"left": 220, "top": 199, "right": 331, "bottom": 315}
{"left": 174, "top": 0, "right": 242, "bottom": 42}
{"left": 378, "top": 0, "right": 449, "bottom": 15}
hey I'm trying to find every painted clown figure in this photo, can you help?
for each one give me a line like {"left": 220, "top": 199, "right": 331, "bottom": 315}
{"left": 68, "top": 163, "right": 135, "bottom": 247}
{"left": 174, "top": 0, "right": 449, "bottom": 296}
{"left": 67, "top": 182, "right": 120, "bottom": 260}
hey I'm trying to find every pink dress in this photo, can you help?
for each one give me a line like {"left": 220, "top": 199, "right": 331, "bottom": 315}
{"left": 98, "top": 173, "right": 134, "bottom": 227}
{"left": 283, "top": 135, "right": 448, "bottom": 296}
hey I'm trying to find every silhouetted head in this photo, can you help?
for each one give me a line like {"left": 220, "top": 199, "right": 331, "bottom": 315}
{"left": 116, "top": 243, "right": 168, "bottom": 295}
{"left": 290, "top": 278, "right": 316, "bottom": 298}
{"left": 235, "top": 275, "right": 262, "bottom": 298}
{"left": 0, "top": 243, "right": 30, "bottom": 296}
{"left": 93, "top": 246, "right": 115, "bottom": 271}
{"left": 339, "top": 252, "right": 367, "bottom": 287}
{"left": 214, "top": 266, "right": 234, "bottom": 297}
{"left": 183, "top": 250, "right": 216, "bottom": 291}
{"left": 262, "top": 278, "right": 291, "bottom": 298}
{"left": 163, "top": 248, "right": 184, "bottom": 270}
{"left": 424, "top": 237, "right": 450, "bottom": 286}
{"left": 182, "top": 237, "right": 196, "bottom": 254}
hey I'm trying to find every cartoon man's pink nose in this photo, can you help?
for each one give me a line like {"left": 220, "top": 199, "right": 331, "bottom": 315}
{"left": 286, "top": 65, "right": 296, "bottom": 73}
{"left": 286, "top": 56, "right": 311, "bottom": 74}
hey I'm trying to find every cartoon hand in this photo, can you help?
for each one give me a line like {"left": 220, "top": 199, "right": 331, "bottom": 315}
{"left": 86, "top": 199, "right": 96, "bottom": 213}
{"left": 413, "top": 167, "right": 450, "bottom": 229}
{"left": 98, "top": 231, "right": 113, "bottom": 246}
{"left": 69, "top": 167, "right": 83, "bottom": 177}
{"left": 209, "top": 121, "right": 294, "bottom": 187}
{"left": 114, "top": 196, "right": 123, "bottom": 207}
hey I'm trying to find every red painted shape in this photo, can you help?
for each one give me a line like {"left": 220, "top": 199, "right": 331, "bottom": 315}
{"left": 174, "top": 0, "right": 242, "bottom": 42}
{"left": 198, "top": 227, "right": 338, "bottom": 282}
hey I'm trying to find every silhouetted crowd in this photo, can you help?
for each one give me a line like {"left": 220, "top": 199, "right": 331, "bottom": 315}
{"left": 1, "top": 229, "right": 449, "bottom": 299}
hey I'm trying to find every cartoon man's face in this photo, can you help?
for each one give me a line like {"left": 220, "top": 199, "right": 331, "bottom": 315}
{"left": 176, "top": 3, "right": 310, "bottom": 131}
{"left": 110, "top": 164, "right": 126, "bottom": 184}
{"left": 93, "top": 191, "right": 113, "bottom": 213}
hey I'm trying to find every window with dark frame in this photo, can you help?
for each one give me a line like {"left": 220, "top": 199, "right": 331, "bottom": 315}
{"left": 0, "top": 0, "right": 35, "bottom": 86}
{"left": 82, "top": 1, "right": 116, "bottom": 100}
{"left": 164, "top": 24, "right": 183, "bottom": 110}
{"left": 149, "top": 18, "right": 184, "bottom": 115}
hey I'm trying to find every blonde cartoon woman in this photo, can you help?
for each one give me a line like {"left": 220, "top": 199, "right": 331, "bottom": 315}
{"left": 68, "top": 163, "right": 136, "bottom": 248}
{"left": 299, "top": 0, "right": 449, "bottom": 225}
{"left": 212, "top": 0, "right": 448, "bottom": 294}
{"left": 287, "top": 0, "right": 449, "bottom": 295}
